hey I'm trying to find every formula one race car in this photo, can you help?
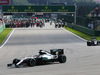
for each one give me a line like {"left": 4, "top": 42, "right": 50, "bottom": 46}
{"left": 87, "top": 37, "right": 100, "bottom": 46}
{"left": 7, "top": 49, "right": 66, "bottom": 68}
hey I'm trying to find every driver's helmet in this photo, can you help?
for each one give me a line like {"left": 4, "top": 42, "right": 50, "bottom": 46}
{"left": 39, "top": 50, "right": 46, "bottom": 55}
{"left": 93, "top": 38, "right": 96, "bottom": 41}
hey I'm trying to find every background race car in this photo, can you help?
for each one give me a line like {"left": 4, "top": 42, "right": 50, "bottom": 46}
{"left": 87, "top": 37, "right": 100, "bottom": 46}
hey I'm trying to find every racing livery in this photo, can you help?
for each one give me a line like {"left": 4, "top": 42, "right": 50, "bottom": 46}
{"left": 87, "top": 37, "right": 100, "bottom": 46}
{"left": 7, "top": 49, "right": 66, "bottom": 68}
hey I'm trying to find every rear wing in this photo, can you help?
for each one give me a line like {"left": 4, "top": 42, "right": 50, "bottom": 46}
{"left": 50, "top": 49, "right": 64, "bottom": 55}
{"left": 90, "top": 37, "right": 97, "bottom": 40}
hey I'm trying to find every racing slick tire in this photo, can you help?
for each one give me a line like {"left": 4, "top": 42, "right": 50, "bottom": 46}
{"left": 97, "top": 41, "right": 99, "bottom": 45}
{"left": 58, "top": 25, "right": 61, "bottom": 28}
{"left": 40, "top": 25, "right": 43, "bottom": 28}
{"left": 27, "top": 59, "right": 36, "bottom": 67}
{"left": 58, "top": 55, "right": 66, "bottom": 63}
{"left": 13, "top": 59, "right": 20, "bottom": 65}
{"left": 55, "top": 25, "right": 58, "bottom": 28}
{"left": 62, "top": 25, "right": 64, "bottom": 27}
{"left": 13, "top": 59, "right": 20, "bottom": 68}
{"left": 87, "top": 41, "right": 91, "bottom": 46}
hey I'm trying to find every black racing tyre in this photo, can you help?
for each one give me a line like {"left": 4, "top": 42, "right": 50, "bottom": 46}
{"left": 27, "top": 59, "right": 36, "bottom": 67}
{"left": 97, "top": 41, "right": 99, "bottom": 45}
{"left": 58, "top": 25, "right": 61, "bottom": 28}
{"left": 58, "top": 55, "right": 67, "bottom": 63}
{"left": 87, "top": 41, "right": 91, "bottom": 46}
{"left": 62, "top": 25, "right": 64, "bottom": 27}
{"left": 40, "top": 25, "right": 43, "bottom": 28}
{"left": 13, "top": 59, "right": 20, "bottom": 65}
{"left": 55, "top": 25, "right": 57, "bottom": 28}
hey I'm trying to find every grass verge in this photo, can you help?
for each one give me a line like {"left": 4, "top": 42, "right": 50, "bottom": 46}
{"left": 65, "top": 27, "right": 100, "bottom": 40}
{"left": 0, "top": 28, "right": 12, "bottom": 44}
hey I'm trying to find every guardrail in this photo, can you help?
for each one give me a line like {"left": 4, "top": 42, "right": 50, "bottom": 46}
{"left": 0, "top": 25, "right": 5, "bottom": 34}
{"left": 66, "top": 22, "right": 100, "bottom": 36}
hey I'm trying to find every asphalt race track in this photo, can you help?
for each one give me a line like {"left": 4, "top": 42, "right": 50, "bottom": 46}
{"left": 0, "top": 23, "right": 100, "bottom": 75}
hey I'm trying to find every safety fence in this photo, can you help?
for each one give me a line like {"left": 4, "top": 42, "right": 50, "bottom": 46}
{"left": 66, "top": 22, "right": 100, "bottom": 36}
{"left": 0, "top": 25, "right": 5, "bottom": 34}
{"left": 58, "top": 15, "right": 100, "bottom": 36}
{"left": 58, "top": 15, "right": 93, "bottom": 27}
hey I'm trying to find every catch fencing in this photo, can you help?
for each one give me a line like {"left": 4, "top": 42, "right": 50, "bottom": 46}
{"left": 0, "top": 25, "right": 5, "bottom": 33}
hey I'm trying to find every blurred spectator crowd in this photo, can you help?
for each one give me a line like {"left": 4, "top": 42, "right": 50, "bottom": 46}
{"left": 90, "top": 7, "right": 100, "bottom": 17}
{"left": 5, "top": 18, "right": 47, "bottom": 28}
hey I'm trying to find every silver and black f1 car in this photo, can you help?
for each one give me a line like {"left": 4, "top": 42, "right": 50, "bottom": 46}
{"left": 87, "top": 37, "right": 100, "bottom": 46}
{"left": 7, "top": 49, "right": 66, "bottom": 68}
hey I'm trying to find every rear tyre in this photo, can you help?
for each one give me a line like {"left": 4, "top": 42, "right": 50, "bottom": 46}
{"left": 87, "top": 41, "right": 91, "bottom": 46}
{"left": 97, "top": 41, "right": 99, "bottom": 45}
{"left": 27, "top": 59, "right": 36, "bottom": 67}
{"left": 58, "top": 55, "right": 66, "bottom": 63}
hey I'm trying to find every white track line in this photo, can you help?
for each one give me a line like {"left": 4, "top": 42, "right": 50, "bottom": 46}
{"left": 0, "top": 28, "right": 15, "bottom": 48}
{"left": 62, "top": 28, "right": 87, "bottom": 42}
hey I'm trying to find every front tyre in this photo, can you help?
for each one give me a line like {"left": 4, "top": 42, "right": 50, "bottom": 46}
{"left": 58, "top": 55, "right": 66, "bottom": 63}
{"left": 87, "top": 41, "right": 91, "bottom": 46}
{"left": 27, "top": 59, "right": 36, "bottom": 67}
{"left": 13, "top": 59, "right": 20, "bottom": 65}
{"left": 13, "top": 59, "right": 20, "bottom": 68}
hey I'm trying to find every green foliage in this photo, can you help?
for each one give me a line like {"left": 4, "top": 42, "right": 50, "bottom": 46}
{"left": 10, "top": 0, "right": 96, "bottom": 5}
{"left": 65, "top": 27, "right": 100, "bottom": 40}
{"left": 65, "top": 27, "right": 91, "bottom": 40}
{"left": 0, "top": 28, "right": 12, "bottom": 44}
{"left": 75, "top": 0, "right": 99, "bottom": 16}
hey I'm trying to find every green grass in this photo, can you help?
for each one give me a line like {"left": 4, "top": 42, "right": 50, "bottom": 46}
{"left": 65, "top": 27, "right": 100, "bottom": 40}
{"left": 0, "top": 28, "right": 12, "bottom": 44}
